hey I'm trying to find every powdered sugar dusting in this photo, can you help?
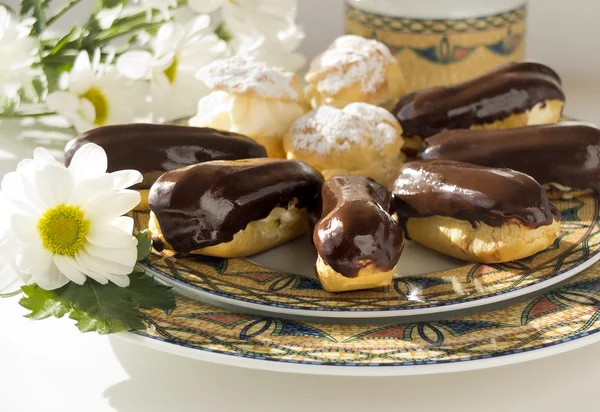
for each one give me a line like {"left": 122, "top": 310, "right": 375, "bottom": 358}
{"left": 288, "top": 104, "right": 401, "bottom": 155}
{"left": 197, "top": 56, "right": 299, "bottom": 100}
{"left": 314, "top": 35, "right": 395, "bottom": 95}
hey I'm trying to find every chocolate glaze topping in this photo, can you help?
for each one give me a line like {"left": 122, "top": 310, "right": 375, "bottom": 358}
{"left": 149, "top": 159, "right": 324, "bottom": 253}
{"left": 390, "top": 160, "right": 559, "bottom": 228}
{"left": 393, "top": 61, "right": 565, "bottom": 138}
{"left": 422, "top": 122, "right": 600, "bottom": 193}
{"left": 64, "top": 124, "right": 267, "bottom": 189}
{"left": 314, "top": 176, "right": 404, "bottom": 278}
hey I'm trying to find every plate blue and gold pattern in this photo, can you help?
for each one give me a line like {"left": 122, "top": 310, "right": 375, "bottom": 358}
{"left": 121, "top": 258, "right": 600, "bottom": 375}
{"left": 135, "top": 195, "right": 600, "bottom": 319}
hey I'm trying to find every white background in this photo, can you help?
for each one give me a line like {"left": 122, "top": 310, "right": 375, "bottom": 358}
{"left": 2, "top": 0, "right": 600, "bottom": 411}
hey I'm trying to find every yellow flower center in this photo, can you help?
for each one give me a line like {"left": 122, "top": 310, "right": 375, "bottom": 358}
{"left": 164, "top": 57, "right": 179, "bottom": 84}
{"left": 82, "top": 87, "right": 109, "bottom": 126}
{"left": 37, "top": 205, "right": 90, "bottom": 256}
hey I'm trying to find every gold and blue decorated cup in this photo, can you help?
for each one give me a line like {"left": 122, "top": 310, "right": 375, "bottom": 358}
{"left": 345, "top": 0, "right": 528, "bottom": 92}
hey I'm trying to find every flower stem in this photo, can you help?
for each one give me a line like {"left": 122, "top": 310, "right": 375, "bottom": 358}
{"left": 30, "top": 0, "right": 48, "bottom": 34}
{"left": 0, "top": 290, "right": 22, "bottom": 298}
{"left": 46, "top": 0, "right": 82, "bottom": 27}
{"left": 2, "top": 109, "right": 56, "bottom": 118}
{"left": 95, "top": 21, "right": 164, "bottom": 44}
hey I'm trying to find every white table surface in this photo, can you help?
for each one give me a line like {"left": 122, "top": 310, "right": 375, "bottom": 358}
{"left": 3, "top": 0, "right": 600, "bottom": 411}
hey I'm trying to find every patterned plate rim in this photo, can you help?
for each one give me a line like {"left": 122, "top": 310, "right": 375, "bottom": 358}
{"left": 142, "top": 252, "right": 600, "bottom": 319}
{"left": 114, "top": 306, "right": 600, "bottom": 376}
{"left": 139, "top": 195, "right": 600, "bottom": 318}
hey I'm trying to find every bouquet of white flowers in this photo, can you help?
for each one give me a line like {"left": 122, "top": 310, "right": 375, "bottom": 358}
{"left": 0, "top": 0, "right": 305, "bottom": 131}
{"left": 0, "top": 0, "right": 305, "bottom": 335}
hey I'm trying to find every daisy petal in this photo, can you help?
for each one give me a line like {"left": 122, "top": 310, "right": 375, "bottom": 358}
{"left": 79, "top": 247, "right": 134, "bottom": 275}
{"left": 187, "top": 0, "right": 224, "bottom": 14}
{"left": 87, "top": 222, "right": 137, "bottom": 248}
{"left": 70, "top": 51, "right": 94, "bottom": 95}
{"left": 83, "top": 190, "right": 141, "bottom": 221}
{"left": 34, "top": 164, "right": 74, "bottom": 208}
{"left": 111, "top": 170, "right": 143, "bottom": 190}
{"left": 112, "top": 216, "right": 135, "bottom": 234}
{"left": 34, "top": 263, "right": 69, "bottom": 290}
{"left": 69, "top": 174, "right": 114, "bottom": 208}
{"left": 78, "top": 97, "right": 96, "bottom": 124}
{"left": 53, "top": 254, "right": 87, "bottom": 285}
{"left": 10, "top": 214, "right": 38, "bottom": 243}
{"left": 116, "top": 50, "right": 154, "bottom": 80}
{"left": 102, "top": 272, "right": 130, "bottom": 288}
{"left": 16, "top": 244, "right": 52, "bottom": 276}
{"left": 2, "top": 171, "right": 43, "bottom": 214}
{"left": 33, "top": 148, "right": 62, "bottom": 168}
{"left": 68, "top": 143, "right": 108, "bottom": 180}
{"left": 46, "top": 92, "right": 80, "bottom": 116}
{"left": 0, "top": 262, "right": 27, "bottom": 293}
{"left": 85, "top": 242, "right": 137, "bottom": 268}
{"left": 73, "top": 254, "right": 109, "bottom": 285}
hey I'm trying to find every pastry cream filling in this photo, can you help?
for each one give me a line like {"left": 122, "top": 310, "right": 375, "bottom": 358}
{"left": 190, "top": 90, "right": 307, "bottom": 138}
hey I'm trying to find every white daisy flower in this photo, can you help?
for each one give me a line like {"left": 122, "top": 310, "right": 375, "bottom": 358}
{"left": 117, "top": 15, "right": 227, "bottom": 122}
{"left": 0, "top": 6, "right": 39, "bottom": 100}
{"left": 47, "top": 50, "right": 150, "bottom": 133}
{"left": 139, "top": 0, "right": 177, "bottom": 20}
{"left": 2, "top": 144, "right": 143, "bottom": 290}
{"left": 188, "top": 0, "right": 305, "bottom": 71}
{"left": 0, "top": 193, "right": 28, "bottom": 294}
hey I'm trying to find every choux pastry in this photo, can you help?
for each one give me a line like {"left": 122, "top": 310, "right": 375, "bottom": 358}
{"left": 191, "top": 56, "right": 310, "bottom": 158}
{"left": 283, "top": 103, "right": 405, "bottom": 185}
{"left": 314, "top": 176, "right": 404, "bottom": 292}
{"left": 148, "top": 158, "right": 323, "bottom": 257}
{"left": 64, "top": 124, "right": 267, "bottom": 211}
{"left": 304, "top": 35, "right": 406, "bottom": 110}
{"left": 389, "top": 160, "right": 561, "bottom": 263}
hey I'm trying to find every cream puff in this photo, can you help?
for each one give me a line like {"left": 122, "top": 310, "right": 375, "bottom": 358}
{"left": 148, "top": 158, "right": 324, "bottom": 257}
{"left": 314, "top": 176, "right": 404, "bottom": 293}
{"left": 393, "top": 61, "right": 565, "bottom": 156}
{"left": 63, "top": 124, "right": 267, "bottom": 211}
{"left": 283, "top": 103, "right": 405, "bottom": 185}
{"left": 422, "top": 122, "right": 600, "bottom": 198}
{"left": 390, "top": 160, "right": 561, "bottom": 263}
{"left": 191, "top": 56, "right": 310, "bottom": 158}
{"left": 304, "top": 35, "right": 406, "bottom": 109}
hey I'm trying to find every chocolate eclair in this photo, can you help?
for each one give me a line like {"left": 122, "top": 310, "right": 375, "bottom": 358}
{"left": 148, "top": 158, "right": 324, "bottom": 257}
{"left": 390, "top": 160, "right": 561, "bottom": 263}
{"left": 64, "top": 124, "right": 267, "bottom": 210}
{"left": 393, "top": 61, "right": 565, "bottom": 156}
{"left": 422, "top": 122, "right": 600, "bottom": 197}
{"left": 314, "top": 176, "right": 404, "bottom": 292}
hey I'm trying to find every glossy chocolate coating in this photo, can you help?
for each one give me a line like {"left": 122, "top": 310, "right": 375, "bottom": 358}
{"left": 149, "top": 159, "right": 324, "bottom": 253}
{"left": 422, "top": 122, "right": 600, "bottom": 193}
{"left": 393, "top": 61, "right": 565, "bottom": 138}
{"left": 314, "top": 176, "right": 404, "bottom": 278}
{"left": 64, "top": 124, "right": 267, "bottom": 189}
{"left": 390, "top": 160, "right": 559, "bottom": 228}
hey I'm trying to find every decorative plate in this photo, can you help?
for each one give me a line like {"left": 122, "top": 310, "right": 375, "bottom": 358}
{"left": 135, "top": 195, "right": 600, "bottom": 319}
{"left": 120, "top": 260, "right": 600, "bottom": 376}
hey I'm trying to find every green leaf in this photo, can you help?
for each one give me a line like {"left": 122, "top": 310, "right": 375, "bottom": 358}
{"left": 93, "top": 0, "right": 124, "bottom": 13}
{"left": 0, "top": 94, "right": 21, "bottom": 116}
{"left": 19, "top": 272, "right": 175, "bottom": 334}
{"left": 136, "top": 229, "right": 153, "bottom": 262}
{"left": 18, "top": 69, "right": 48, "bottom": 104}
{"left": 20, "top": 284, "right": 70, "bottom": 320}
{"left": 48, "top": 26, "right": 79, "bottom": 56}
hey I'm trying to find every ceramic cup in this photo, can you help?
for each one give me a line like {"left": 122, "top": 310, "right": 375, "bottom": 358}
{"left": 345, "top": 0, "right": 528, "bottom": 92}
